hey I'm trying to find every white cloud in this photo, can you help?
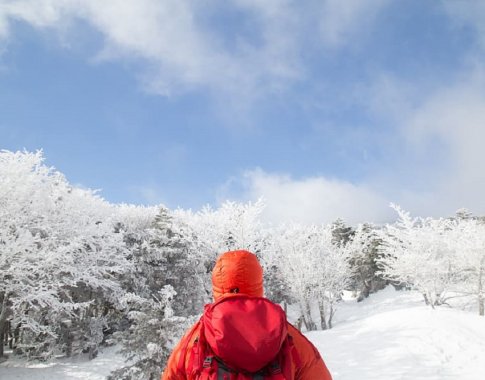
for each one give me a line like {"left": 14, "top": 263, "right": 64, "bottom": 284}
{"left": 9, "top": 0, "right": 485, "bottom": 223}
{"left": 223, "top": 69, "right": 485, "bottom": 224}
{"left": 356, "top": 67, "right": 485, "bottom": 219}
{"left": 225, "top": 168, "right": 392, "bottom": 225}
{"left": 402, "top": 74, "right": 485, "bottom": 216}
{"left": 0, "top": 0, "right": 302, "bottom": 97}
{"left": 0, "top": 0, "right": 392, "bottom": 97}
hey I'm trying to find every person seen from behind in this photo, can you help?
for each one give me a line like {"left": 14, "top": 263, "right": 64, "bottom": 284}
{"left": 162, "top": 249, "right": 333, "bottom": 380}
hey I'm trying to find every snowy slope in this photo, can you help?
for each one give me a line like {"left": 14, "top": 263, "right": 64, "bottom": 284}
{"left": 0, "top": 346, "right": 128, "bottom": 380}
{"left": 310, "top": 287, "right": 485, "bottom": 380}
{"left": 1, "top": 288, "right": 484, "bottom": 380}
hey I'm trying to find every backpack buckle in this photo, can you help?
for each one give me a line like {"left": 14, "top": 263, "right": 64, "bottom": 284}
{"left": 269, "top": 361, "right": 282, "bottom": 374}
{"left": 203, "top": 356, "right": 213, "bottom": 368}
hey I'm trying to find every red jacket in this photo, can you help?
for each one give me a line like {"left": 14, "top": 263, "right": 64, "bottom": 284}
{"left": 162, "top": 250, "right": 333, "bottom": 380}
{"left": 161, "top": 311, "right": 332, "bottom": 380}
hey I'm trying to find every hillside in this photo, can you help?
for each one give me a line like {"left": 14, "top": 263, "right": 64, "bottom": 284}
{"left": 1, "top": 287, "right": 484, "bottom": 379}
{"left": 311, "top": 287, "right": 485, "bottom": 380}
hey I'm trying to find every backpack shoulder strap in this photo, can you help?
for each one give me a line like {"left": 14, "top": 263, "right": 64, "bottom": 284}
{"left": 176, "top": 320, "right": 202, "bottom": 373}
{"left": 186, "top": 318, "right": 214, "bottom": 377}
{"left": 287, "top": 333, "right": 302, "bottom": 368}
{"left": 276, "top": 332, "right": 301, "bottom": 380}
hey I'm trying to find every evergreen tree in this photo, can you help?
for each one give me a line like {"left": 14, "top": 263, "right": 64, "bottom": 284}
{"left": 348, "top": 224, "right": 387, "bottom": 301}
{"left": 108, "top": 286, "right": 189, "bottom": 380}
{"left": 331, "top": 219, "right": 354, "bottom": 246}
{"left": 110, "top": 208, "right": 209, "bottom": 379}
{"left": 263, "top": 263, "right": 294, "bottom": 312}
{"left": 148, "top": 208, "right": 209, "bottom": 315}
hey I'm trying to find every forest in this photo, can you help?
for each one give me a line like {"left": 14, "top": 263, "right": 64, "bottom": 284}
{"left": 1, "top": 150, "right": 484, "bottom": 380}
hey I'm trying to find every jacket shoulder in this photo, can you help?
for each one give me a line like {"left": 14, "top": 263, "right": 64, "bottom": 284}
{"left": 287, "top": 323, "right": 333, "bottom": 380}
{"left": 161, "top": 322, "right": 201, "bottom": 380}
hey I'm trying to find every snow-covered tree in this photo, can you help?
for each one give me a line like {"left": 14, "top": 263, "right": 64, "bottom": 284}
{"left": 177, "top": 199, "right": 268, "bottom": 285}
{"left": 377, "top": 205, "right": 457, "bottom": 307}
{"left": 448, "top": 218, "right": 485, "bottom": 316}
{"left": 274, "top": 223, "right": 351, "bottom": 330}
{"left": 331, "top": 218, "right": 354, "bottom": 246}
{"left": 270, "top": 224, "right": 315, "bottom": 330}
{"left": 179, "top": 200, "right": 266, "bottom": 254}
{"left": 312, "top": 226, "right": 353, "bottom": 330}
{"left": 348, "top": 224, "right": 387, "bottom": 301}
{"left": 110, "top": 207, "right": 209, "bottom": 378}
{"left": 0, "top": 150, "right": 131, "bottom": 359}
{"left": 108, "top": 286, "right": 189, "bottom": 380}
{"left": 146, "top": 207, "right": 208, "bottom": 314}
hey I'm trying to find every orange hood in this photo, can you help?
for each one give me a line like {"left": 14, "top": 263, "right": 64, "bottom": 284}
{"left": 211, "top": 250, "right": 264, "bottom": 301}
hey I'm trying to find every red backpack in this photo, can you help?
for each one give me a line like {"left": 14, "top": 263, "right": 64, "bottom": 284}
{"left": 178, "top": 295, "right": 300, "bottom": 380}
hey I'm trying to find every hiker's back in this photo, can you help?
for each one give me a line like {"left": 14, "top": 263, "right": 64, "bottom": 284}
{"left": 191, "top": 295, "right": 294, "bottom": 379}
{"left": 161, "top": 250, "right": 332, "bottom": 380}
{"left": 162, "top": 295, "right": 332, "bottom": 380}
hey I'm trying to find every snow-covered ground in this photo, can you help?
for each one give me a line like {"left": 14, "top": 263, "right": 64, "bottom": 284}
{"left": 311, "top": 287, "right": 485, "bottom": 380}
{"left": 0, "top": 346, "right": 127, "bottom": 380}
{"left": 1, "top": 287, "right": 484, "bottom": 379}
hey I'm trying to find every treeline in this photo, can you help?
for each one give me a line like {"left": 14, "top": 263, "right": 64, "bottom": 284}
{"left": 1, "top": 150, "right": 484, "bottom": 380}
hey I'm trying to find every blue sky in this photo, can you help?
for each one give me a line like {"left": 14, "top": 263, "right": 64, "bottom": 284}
{"left": 2, "top": 0, "right": 485, "bottom": 224}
